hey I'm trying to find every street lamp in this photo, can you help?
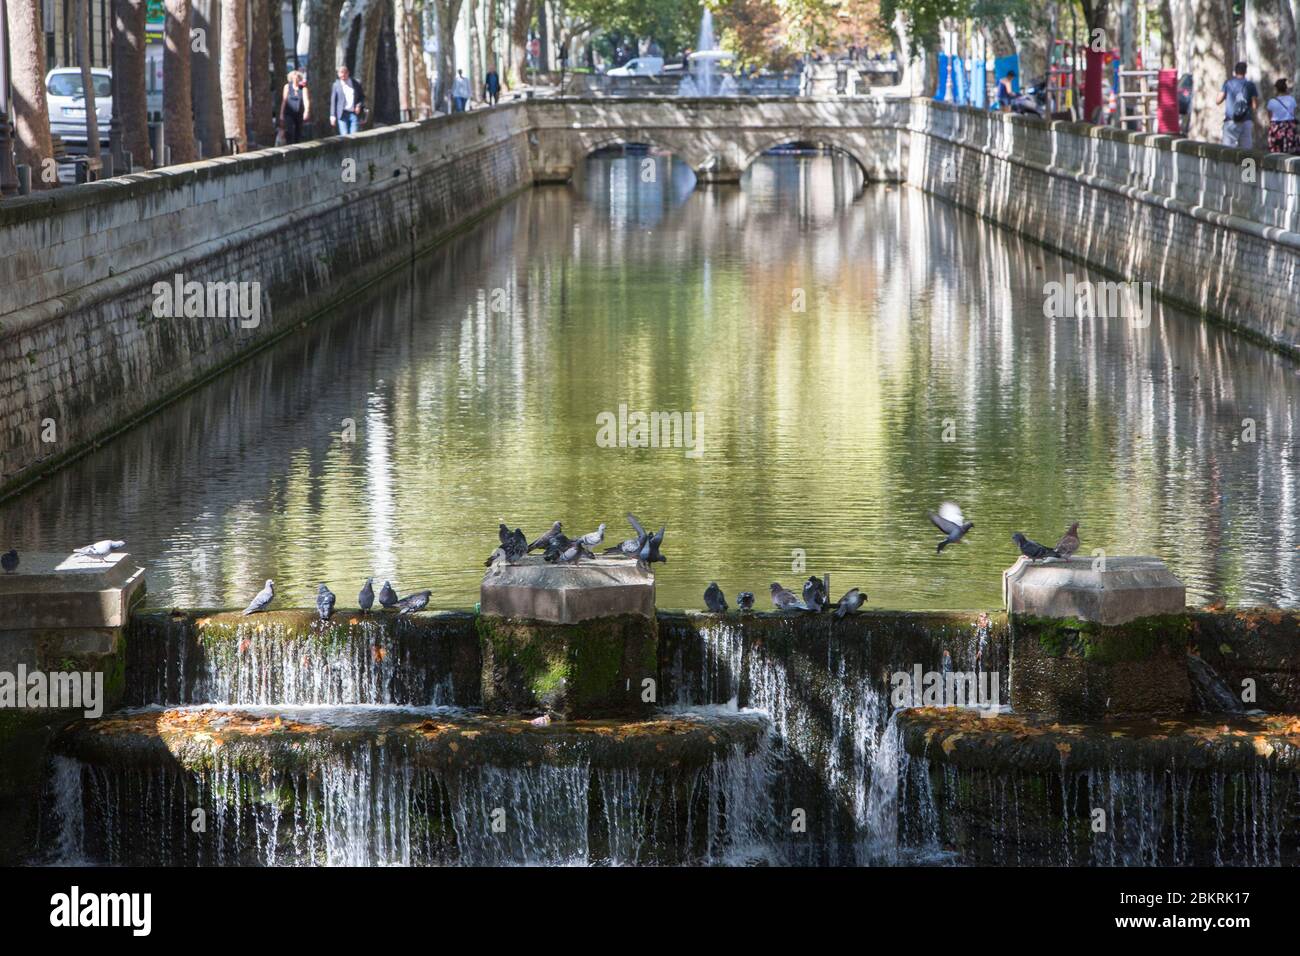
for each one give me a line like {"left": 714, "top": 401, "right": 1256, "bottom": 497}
{"left": 0, "top": 0, "right": 19, "bottom": 196}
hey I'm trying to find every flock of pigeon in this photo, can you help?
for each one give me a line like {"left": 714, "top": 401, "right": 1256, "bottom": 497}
{"left": 5, "top": 511, "right": 1081, "bottom": 622}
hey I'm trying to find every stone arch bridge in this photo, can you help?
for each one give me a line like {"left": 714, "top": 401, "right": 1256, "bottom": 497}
{"left": 527, "top": 96, "right": 909, "bottom": 185}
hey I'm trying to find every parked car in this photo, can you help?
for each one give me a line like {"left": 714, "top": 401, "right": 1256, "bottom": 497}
{"left": 607, "top": 57, "right": 665, "bottom": 77}
{"left": 46, "top": 67, "right": 112, "bottom": 153}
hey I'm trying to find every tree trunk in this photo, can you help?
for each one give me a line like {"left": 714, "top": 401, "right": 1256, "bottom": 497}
{"left": 75, "top": 0, "right": 102, "bottom": 173}
{"left": 7, "top": 0, "right": 56, "bottom": 185}
{"left": 508, "top": 0, "right": 532, "bottom": 88}
{"left": 1158, "top": 0, "right": 1176, "bottom": 68}
{"left": 112, "top": 0, "right": 152, "bottom": 169}
{"left": 1187, "top": 0, "right": 1233, "bottom": 141}
{"left": 359, "top": 0, "right": 384, "bottom": 111}
{"left": 248, "top": 0, "right": 275, "bottom": 144}
{"left": 433, "top": 0, "right": 463, "bottom": 111}
{"left": 485, "top": 0, "right": 497, "bottom": 75}
{"left": 162, "top": 0, "right": 197, "bottom": 163}
{"left": 306, "top": 0, "right": 344, "bottom": 134}
{"left": 394, "top": 0, "right": 430, "bottom": 117}
{"left": 219, "top": 0, "right": 248, "bottom": 150}
{"left": 191, "top": 0, "right": 225, "bottom": 155}
{"left": 467, "top": 0, "right": 480, "bottom": 99}
{"left": 1247, "top": 0, "right": 1297, "bottom": 90}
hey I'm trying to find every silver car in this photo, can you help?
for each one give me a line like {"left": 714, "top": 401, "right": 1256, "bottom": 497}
{"left": 46, "top": 67, "right": 112, "bottom": 153}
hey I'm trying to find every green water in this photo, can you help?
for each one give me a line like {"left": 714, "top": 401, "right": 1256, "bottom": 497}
{"left": 4, "top": 150, "right": 1298, "bottom": 611}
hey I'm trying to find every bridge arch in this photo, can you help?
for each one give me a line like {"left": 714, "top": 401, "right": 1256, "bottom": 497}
{"left": 574, "top": 133, "right": 713, "bottom": 179}
{"left": 739, "top": 134, "right": 875, "bottom": 181}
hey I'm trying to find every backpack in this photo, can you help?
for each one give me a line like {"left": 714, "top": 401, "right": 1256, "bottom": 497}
{"left": 1228, "top": 80, "right": 1252, "bottom": 122}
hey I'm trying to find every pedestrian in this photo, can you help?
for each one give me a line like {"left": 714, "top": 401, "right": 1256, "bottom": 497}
{"left": 279, "top": 70, "right": 310, "bottom": 144}
{"left": 330, "top": 65, "right": 366, "bottom": 135}
{"left": 1266, "top": 78, "right": 1299, "bottom": 154}
{"left": 485, "top": 64, "right": 501, "bottom": 105}
{"left": 452, "top": 69, "right": 470, "bottom": 112}
{"left": 1216, "top": 61, "right": 1258, "bottom": 149}
{"left": 996, "top": 70, "right": 1016, "bottom": 112}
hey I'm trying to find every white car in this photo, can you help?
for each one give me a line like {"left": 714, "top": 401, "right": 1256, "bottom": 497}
{"left": 46, "top": 67, "right": 112, "bottom": 153}
{"left": 607, "top": 57, "right": 665, "bottom": 77}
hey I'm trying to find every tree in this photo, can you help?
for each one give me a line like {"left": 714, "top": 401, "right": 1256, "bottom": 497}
{"left": 113, "top": 0, "right": 153, "bottom": 169}
{"left": 432, "top": 0, "right": 465, "bottom": 110}
{"left": 191, "top": 0, "right": 225, "bottom": 156}
{"left": 75, "top": 0, "right": 102, "bottom": 174}
{"left": 394, "top": 0, "right": 432, "bottom": 117}
{"left": 7, "top": 0, "right": 55, "bottom": 186}
{"left": 220, "top": 0, "right": 248, "bottom": 150}
{"left": 306, "top": 0, "right": 345, "bottom": 132}
{"left": 249, "top": 0, "right": 276, "bottom": 146}
{"left": 508, "top": 0, "right": 536, "bottom": 87}
{"left": 164, "top": 0, "right": 198, "bottom": 163}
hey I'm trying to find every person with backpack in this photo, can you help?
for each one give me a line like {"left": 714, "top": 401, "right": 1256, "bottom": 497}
{"left": 1266, "top": 78, "right": 1299, "bottom": 154}
{"left": 1216, "top": 61, "right": 1259, "bottom": 149}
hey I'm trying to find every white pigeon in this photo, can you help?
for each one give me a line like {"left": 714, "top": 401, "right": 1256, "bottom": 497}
{"left": 73, "top": 539, "right": 126, "bottom": 560}
{"left": 576, "top": 523, "right": 606, "bottom": 548}
{"left": 243, "top": 579, "right": 274, "bottom": 615}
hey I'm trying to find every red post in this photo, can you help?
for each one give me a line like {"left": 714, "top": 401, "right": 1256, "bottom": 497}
{"left": 1156, "top": 68, "right": 1179, "bottom": 133}
{"left": 1084, "top": 47, "right": 1105, "bottom": 123}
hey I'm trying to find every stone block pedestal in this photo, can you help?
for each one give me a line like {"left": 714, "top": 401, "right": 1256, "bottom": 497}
{"left": 480, "top": 555, "right": 654, "bottom": 624}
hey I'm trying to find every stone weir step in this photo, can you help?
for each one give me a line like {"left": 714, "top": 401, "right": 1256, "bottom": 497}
{"left": 43, "top": 705, "right": 775, "bottom": 867}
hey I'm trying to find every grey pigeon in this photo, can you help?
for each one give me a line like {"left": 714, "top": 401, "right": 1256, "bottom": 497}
{"left": 605, "top": 513, "right": 649, "bottom": 555}
{"left": 242, "top": 579, "right": 274, "bottom": 615}
{"left": 834, "top": 588, "right": 866, "bottom": 619}
{"left": 358, "top": 578, "right": 374, "bottom": 613}
{"left": 576, "top": 523, "right": 607, "bottom": 548}
{"left": 1055, "top": 522, "right": 1081, "bottom": 560}
{"left": 316, "top": 583, "right": 336, "bottom": 620}
{"left": 737, "top": 591, "right": 755, "bottom": 611}
{"left": 395, "top": 590, "right": 431, "bottom": 615}
{"left": 528, "top": 521, "right": 563, "bottom": 553}
{"left": 770, "top": 583, "right": 809, "bottom": 611}
{"left": 0, "top": 549, "right": 17, "bottom": 573}
{"left": 542, "top": 533, "right": 574, "bottom": 562}
{"left": 484, "top": 547, "right": 509, "bottom": 569}
{"left": 74, "top": 539, "right": 126, "bottom": 560}
{"left": 803, "top": 576, "right": 828, "bottom": 613}
{"left": 1013, "top": 532, "right": 1060, "bottom": 562}
{"left": 557, "top": 541, "right": 594, "bottom": 564}
{"left": 929, "top": 502, "right": 973, "bottom": 553}
{"left": 637, "top": 526, "right": 666, "bottom": 568}
{"left": 506, "top": 528, "right": 527, "bottom": 561}
{"left": 704, "top": 582, "right": 728, "bottom": 613}
{"left": 378, "top": 581, "right": 399, "bottom": 608}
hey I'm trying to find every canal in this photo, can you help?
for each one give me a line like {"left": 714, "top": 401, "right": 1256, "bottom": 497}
{"left": 3, "top": 149, "right": 1297, "bottom": 612}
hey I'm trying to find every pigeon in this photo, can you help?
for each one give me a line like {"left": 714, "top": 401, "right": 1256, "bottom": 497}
{"left": 637, "top": 526, "right": 667, "bottom": 568}
{"left": 834, "top": 588, "right": 866, "bottom": 619}
{"left": 316, "top": 583, "right": 336, "bottom": 620}
{"left": 484, "top": 547, "right": 509, "bottom": 568}
{"left": 1013, "top": 532, "right": 1061, "bottom": 562}
{"left": 74, "top": 539, "right": 126, "bottom": 560}
{"left": 704, "top": 582, "right": 728, "bottom": 613}
{"left": 803, "top": 576, "right": 828, "bottom": 613}
{"left": 542, "top": 533, "right": 575, "bottom": 562}
{"left": 605, "top": 513, "right": 649, "bottom": 555}
{"left": 242, "top": 579, "right": 274, "bottom": 615}
{"left": 506, "top": 527, "right": 528, "bottom": 561}
{"left": 0, "top": 549, "right": 17, "bottom": 574}
{"left": 929, "top": 502, "right": 973, "bottom": 553}
{"left": 1055, "top": 522, "right": 1081, "bottom": 560}
{"left": 770, "top": 583, "right": 809, "bottom": 611}
{"left": 737, "top": 591, "right": 755, "bottom": 611}
{"left": 378, "top": 581, "right": 399, "bottom": 608}
{"left": 576, "top": 523, "right": 607, "bottom": 549}
{"left": 527, "top": 521, "right": 563, "bottom": 553}
{"left": 556, "top": 541, "right": 595, "bottom": 564}
{"left": 358, "top": 578, "right": 374, "bottom": 613}
{"left": 395, "top": 590, "right": 431, "bottom": 615}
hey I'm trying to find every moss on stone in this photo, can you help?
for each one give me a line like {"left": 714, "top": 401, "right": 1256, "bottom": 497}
{"left": 1017, "top": 613, "right": 1191, "bottom": 664}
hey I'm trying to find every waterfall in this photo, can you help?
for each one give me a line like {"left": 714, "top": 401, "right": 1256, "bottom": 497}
{"left": 1186, "top": 654, "right": 1246, "bottom": 715}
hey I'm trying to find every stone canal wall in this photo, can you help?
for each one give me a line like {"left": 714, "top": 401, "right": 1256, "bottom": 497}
{"left": 0, "top": 104, "right": 534, "bottom": 499}
{"left": 906, "top": 98, "right": 1300, "bottom": 358}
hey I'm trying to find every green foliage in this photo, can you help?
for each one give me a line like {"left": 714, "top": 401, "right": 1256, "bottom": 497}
{"left": 881, "top": 0, "right": 1036, "bottom": 55}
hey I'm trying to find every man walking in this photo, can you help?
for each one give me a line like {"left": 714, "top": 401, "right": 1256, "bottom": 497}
{"left": 485, "top": 65, "right": 501, "bottom": 106}
{"left": 1217, "top": 61, "right": 1259, "bottom": 149}
{"left": 452, "top": 70, "right": 471, "bottom": 112}
{"left": 330, "top": 66, "right": 366, "bottom": 135}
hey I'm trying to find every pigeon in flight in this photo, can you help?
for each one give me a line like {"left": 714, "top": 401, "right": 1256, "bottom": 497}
{"left": 737, "top": 591, "right": 755, "bottom": 612}
{"left": 637, "top": 526, "right": 667, "bottom": 568}
{"left": 358, "top": 578, "right": 374, "bottom": 613}
{"left": 576, "top": 523, "right": 607, "bottom": 549}
{"left": 1055, "top": 522, "right": 1081, "bottom": 560}
{"left": 74, "top": 539, "right": 126, "bottom": 560}
{"left": 528, "top": 521, "right": 563, "bottom": 553}
{"left": 378, "top": 581, "right": 399, "bottom": 608}
{"left": 605, "top": 513, "right": 649, "bottom": 556}
{"left": 929, "top": 502, "right": 973, "bottom": 553}
{"left": 770, "top": 583, "right": 809, "bottom": 611}
{"left": 493, "top": 524, "right": 528, "bottom": 562}
{"left": 316, "top": 583, "right": 336, "bottom": 620}
{"left": 704, "top": 582, "right": 728, "bottom": 613}
{"left": 0, "top": 549, "right": 17, "bottom": 574}
{"left": 243, "top": 579, "right": 274, "bottom": 615}
{"left": 1013, "top": 532, "right": 1061, "bottom": 562}
{"left": 834, "top": 588, "right": 866, "bottom": 619}
{"left": 803, "top": 576, "right": 828, "bottom": 613}
{"left": 396, "top": 590, "right": 431, "bottom": 615}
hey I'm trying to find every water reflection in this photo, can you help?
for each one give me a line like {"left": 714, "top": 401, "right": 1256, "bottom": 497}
{"left": 3, "top": 151, "right": 1297, "bottom": 611}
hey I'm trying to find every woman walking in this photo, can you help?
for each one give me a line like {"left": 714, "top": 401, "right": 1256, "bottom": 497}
{"left": 1266, "top": 78, "right": 1298, "bottom": 154}
{"left": 279, "top": 70, "right": 311, "bottom": 144}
